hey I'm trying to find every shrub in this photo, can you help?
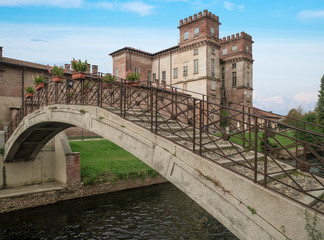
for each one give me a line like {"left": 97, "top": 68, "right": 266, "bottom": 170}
{"left": 51, "top": 65, "right": 64, "bottom": 77}
{"left": 25, "top": 86, "right": 35, "bottom": 93}
{"left": 33, "top": 74, "right": 45, "bottom": 85}
{"left": 71, "top": 58, "right": 88, "bottom": 72}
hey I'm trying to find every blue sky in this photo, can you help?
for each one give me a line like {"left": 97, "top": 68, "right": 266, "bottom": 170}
{"left": 0, "top": 0, "right": 324, "bottom": 114}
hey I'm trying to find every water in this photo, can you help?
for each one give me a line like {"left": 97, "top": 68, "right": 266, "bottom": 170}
{"left": 0, "top": 183, "right": 238, "bottom": 240}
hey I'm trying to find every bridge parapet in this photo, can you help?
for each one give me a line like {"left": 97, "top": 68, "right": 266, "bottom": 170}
{"left": 4, "top": 76, "right": 324, "bottom": 218}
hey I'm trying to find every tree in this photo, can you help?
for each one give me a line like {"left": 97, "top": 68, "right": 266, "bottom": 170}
{"left": 316, "top": 74, "right": 324, "bottom": 123}
{"left": 282, "top": 106, "right": 303, "bottom": 126}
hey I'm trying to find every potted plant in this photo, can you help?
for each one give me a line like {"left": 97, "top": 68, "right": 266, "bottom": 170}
{"left": 51, "top": 65, "right": 64, "bottom": 82}
{"left": 102, "top": 74, "right": 115, "bottom": 88}
{"left": 81, "top": 81, "right": 90, "bottom": 93}
{"left": 126, "top": 70, "right": 142, "bottom": 86}
{"left": 25, "top": 86, "right": 35, "bottom": 99}
{"left": 71, "top": 58, "right": 88, "bottom": 80}
{"left": 66, "top": 88, "right": 75, "bottom": 98}
{"left": 34, "top": 74, "right": 45, "bottom": 90}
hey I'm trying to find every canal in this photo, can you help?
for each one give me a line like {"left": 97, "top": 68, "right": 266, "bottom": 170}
{"left": 0, "top": 183, "right": 238, "bottom": 239}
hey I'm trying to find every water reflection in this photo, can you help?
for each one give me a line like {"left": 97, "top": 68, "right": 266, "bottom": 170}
{"left": 0, "top": 183, "right": 238, "bottom": 240}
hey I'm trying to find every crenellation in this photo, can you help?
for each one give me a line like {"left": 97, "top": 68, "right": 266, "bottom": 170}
{"left": 193, "top": 14, "right": 197, "bottom": 19}
{"left": 189, "top": 16, "right": 192, "bottom": 22}
{"left": 203, "top": 9, "right": 208, "bottom": 16}
{"left": 180, "top": 19, "right": 183, "bottom": 25}
{"left": 198, "top": 11, "right": 202, "bottom": 17}
{"left": 184, "top": 18, "right": 188, "bottom": 24}
{"left": 179, "top": 10, "right": 220, "bottom": 27}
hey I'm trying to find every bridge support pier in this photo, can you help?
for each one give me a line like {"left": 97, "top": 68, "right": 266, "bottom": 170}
{"left": 0, "top": 131, "right": 80, "bottom": 189}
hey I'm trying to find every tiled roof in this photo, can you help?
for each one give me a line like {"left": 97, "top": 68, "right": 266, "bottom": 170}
{"left": 252, "top": 107, "right": 282, "bottom": 119}
{"left": 0, "top": 57, "right": 49, "bottom": 70}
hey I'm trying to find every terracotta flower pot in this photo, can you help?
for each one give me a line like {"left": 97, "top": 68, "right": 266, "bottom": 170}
{"left": 35, "top": 83, "right": 44, "bottom": 90}
{"left": 25, "top": 93, "right": 33, "bottom": 99}
{"left": 52, "top": 76, "right": 63, "bottom": 82}
{"left": 72, "top": 72, "right": 86, "bottom": 80}
{"left": 102, "top": 83, "right": 112, "bottom": 89}
{"left": 126, "top": 81, "right": 139, "bottom": 87}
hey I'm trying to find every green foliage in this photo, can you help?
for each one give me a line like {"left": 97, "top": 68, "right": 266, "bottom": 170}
{"left": 24, "top": 86, "right": 35, "bottom": 93}
{"left": 69, "top": 140, "right": 159, "bottom": 185}
{"left": 260, "top": 132, "right": 278, "bottom": 152}
{"left": 71, "top": 58, "right": 88, "bottom": 72}
{"left": 82, "top": 81, "right": 90, "bottom": 89}
{"left": 220, "top": 108, "right": 230, "bottom": 127}
{"left": 126, "top": 70, "right": 142, "bottom": 81}
{"left": 33, "top": 74, "right": 45, "bottom": 85}
{"left": 0, "top": 148, "right": 4, "bottom": 155}
{"left": 283, "top": 106, "right": 303, "bottom": 126}
{"left": 51, "top": 65, "right": 64, "bottom": 77}
{"left": 304, "top": 210, "right": 323, "bottom": 240}
{"left": 247, "top": 206, "right": 257, "bottom": 214}
{"left": 65, "top": 89, "right": 75, "bottom": 97}
{"left": 103, "top": 74, "right": 116, "bottom": 83}
{"left": 316, "top": 74, "right": 324, "bottom": 123}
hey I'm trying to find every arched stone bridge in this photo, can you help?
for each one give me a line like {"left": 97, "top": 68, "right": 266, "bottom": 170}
{"left": 4, "top": 78, "right": 324, "bottom": 239}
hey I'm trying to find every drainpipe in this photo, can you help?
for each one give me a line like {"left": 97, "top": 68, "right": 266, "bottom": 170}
{"left": 2, "top": 166, "right": 7, "bottom": 188}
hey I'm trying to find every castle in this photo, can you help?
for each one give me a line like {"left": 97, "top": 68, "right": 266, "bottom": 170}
{"left": 110, "top": 9, "right": 254, "bottom": 108}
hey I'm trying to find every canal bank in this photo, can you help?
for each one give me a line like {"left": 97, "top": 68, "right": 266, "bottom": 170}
{"left": 0, "top": 175, "right": 168, "bottom": 214}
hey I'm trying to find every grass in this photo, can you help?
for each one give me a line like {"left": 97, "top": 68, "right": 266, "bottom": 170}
{"left": 68, "top": 135, "right": 104, "bottom": 140}
{"left": 227, "top": 131, "right": 297, "bottom": 152}
{"left": 69, "top": 140, "right": 159, "bottom": 185}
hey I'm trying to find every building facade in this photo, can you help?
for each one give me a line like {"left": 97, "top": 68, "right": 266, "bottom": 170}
{"left": 110, "top": 9, "right": 254, "bottom": 108}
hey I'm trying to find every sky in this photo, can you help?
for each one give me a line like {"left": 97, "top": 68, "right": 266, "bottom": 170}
{"left": 0, "top": 0, "right": 323, "bottom": 115}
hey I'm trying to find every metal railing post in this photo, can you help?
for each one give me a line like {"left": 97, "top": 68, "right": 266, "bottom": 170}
{"left": 193, "top": 99, "right": 196, "bottom": 152}
{"left": 254, "top": 116, "right": 258, "bottom": 183}
{"left": 263, "top": 119, "right": 268, "bottom": 187}
{"left": 199, "top": 100, "right": 202, "bottom": 155}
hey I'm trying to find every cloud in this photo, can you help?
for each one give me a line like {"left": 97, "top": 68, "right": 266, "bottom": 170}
{"left": 0, "top": 0, "right": 157, "bottom": 16}
{"left": 31, "top": 38, "right": 48, "bottom": 42}
{"left": 253, "top": 92, "right": 318, "bottom": 115}
{"left": 298, "top": 9, "right": 324, "bottom": 20}
{"left": 224, "top": 1, "right": 244, "bottom": 11}
{"left": 119, "top": 1, "right": 156, "bottom": 16}
{"left": 0, "top": 0, "right": 83, "bottom": 8}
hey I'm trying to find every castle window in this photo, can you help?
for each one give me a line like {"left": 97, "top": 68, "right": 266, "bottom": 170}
{"left": 247, "top": 63, "right": 250, "bottom": 69}
{"left": 222, "top": 48, "right": 227, "bottom": 55}
{"left": 211, "top": 27, "right": 214, "bottom": 37}
{"left": 194, "top": 27, "right": 199, "bottom": 36}
{"left": 211, "top": 49, "right": 215, "bottom": 55}
{"left": 246, "top": 46, "right": 249, "bottom": 53}
{"left": 211, "top": 59, "right": 215, "bottom": 77}
{"left": 183, "top": 66, "right": 188, "bottom": 76}
{"left": 184, "top": 31, "right": 189, "bottom": 40}
{"left": 232, "top": 45, "right": 237, "bottom": 53}
{"left": 232, "top": 63, "right": 236, "bottom": 69}
{"left": 147, "top": 70, "right": 151, "bottom": 82}
{"left": 115, "top": 68, "right": 119, "bottom": 78}
{"left": 232, "top": 72, "right": 237, "bottom": 87}
{"left": 222, "top": 66, "right": 225, "bottom": 88}
{"left": 152, "top": 73, "right": 156, "bottom": 81}
{"left": 211, "top": 81, "right": 216, "bottom": 91}
{"left": 194, "top": 49, "right": 198, "bottom": 55}
{"left": 247, "top": 90, "right": 250, "bottom": 99}
{"left": 135, "top": 67, "right": 139, "bottom": 73}
{"left": 173, "top": 68, "right": 178, "bottom": 78}
{"left": 162, "top": 71, "right": 166, "bottom": 81}
{"left": 194, "top": 59, "right": 198, "bottom": 74}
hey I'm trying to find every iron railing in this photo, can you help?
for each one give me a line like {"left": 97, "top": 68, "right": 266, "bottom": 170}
{"left": 4, "top": 76, "right": 324, "bottom": 214}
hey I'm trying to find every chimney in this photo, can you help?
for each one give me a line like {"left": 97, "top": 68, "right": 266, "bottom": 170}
{"left": 0, "top": 47, "right": 3, "bottom": 58}
{"left": 92, "top": 65, "right": 98, "bottom": 75}
{"left": 86, "top": 64, "right": 91, "bottom": 74}
{"left": 65, "top": 64, "right": 70, "bottom": 72}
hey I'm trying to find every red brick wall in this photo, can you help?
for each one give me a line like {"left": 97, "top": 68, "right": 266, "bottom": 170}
{"left": 66, "top": 153, "right": 80, "bottom": 185}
